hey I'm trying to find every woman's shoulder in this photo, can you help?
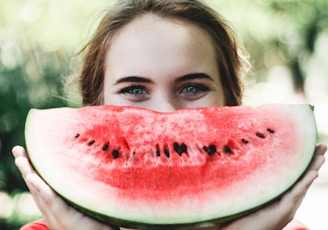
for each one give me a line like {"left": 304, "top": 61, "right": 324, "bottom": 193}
{"left": 20, "top": 219, "right": 48, "bottom": 230}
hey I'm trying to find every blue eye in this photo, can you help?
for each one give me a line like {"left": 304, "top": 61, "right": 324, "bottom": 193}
{"left": 180, "top": 84, "right": 209, "bottom": 95}
{"left": 120, "top": 85, "right": 148, "bottom": 95}
{"left": 119, "top": 85, "right": 150, "bottom": 102}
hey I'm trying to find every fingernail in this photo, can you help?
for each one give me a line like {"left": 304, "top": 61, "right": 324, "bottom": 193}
{"left": 12, "top": 146, "right": 24, "bottom": 158}
{"left": 12, "top": 146, "right": 19, "bottom": 157}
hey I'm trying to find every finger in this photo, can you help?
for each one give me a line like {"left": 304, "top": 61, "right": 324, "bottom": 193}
{"left": 280, "top": 170, "right": 318, "bottom": 216}
{"left": 316, "top": 143, "right": 327, "bottom": 156}
{"left": 12, "top": 145, "right": 28, "bottom": 158}
{"left": 27, "top": 176, "right": 57, "bottom": 225}
{"left": 27, "top": 173, "right": 83, "bottom": 226}
{"left": 13, "top": 150, "right": 36, "bottom": 181}
{"left": 272, "top": 162, "right": 320, "bottom": 228}
{"left": 307, "top": 144, "right": 326, "bottom": 172}
{"left": 26, "top": 174, "right": 64, "bottom": 228}
{"left": 12, "top": 146, "right": 57, "bottom": 225}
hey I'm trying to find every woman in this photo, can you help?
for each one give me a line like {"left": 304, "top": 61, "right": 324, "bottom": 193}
{"left": 13, "top": 0, "right": 326, "bottom": 229}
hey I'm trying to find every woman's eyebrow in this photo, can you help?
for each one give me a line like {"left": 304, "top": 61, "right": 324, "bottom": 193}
{"left": 114, "top": 73, "right": 213, "bottom": 85}
{"left": 175, "top": 73, "right": 214, "bottom": 82}
{"left": 114, "top": 76, "right": 153, "bottom": 85}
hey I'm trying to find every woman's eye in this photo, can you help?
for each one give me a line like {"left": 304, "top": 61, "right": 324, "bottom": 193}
{"left": 120, "top": 85, "right": 148, "bottom": 95}
{"left": 118, "top": 85, "right": 150, "bottom": 102}
{"left": 180, "top": 84, "right": 210, "bottom": 96}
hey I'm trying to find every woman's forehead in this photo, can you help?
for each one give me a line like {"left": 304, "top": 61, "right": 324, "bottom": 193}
{"left": 105, "top": 13, "right": 218, "bottom": 79}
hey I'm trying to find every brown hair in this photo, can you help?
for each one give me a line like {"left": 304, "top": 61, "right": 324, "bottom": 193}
{"left": 79, "top": 0, "right": 249, "bottom": 106}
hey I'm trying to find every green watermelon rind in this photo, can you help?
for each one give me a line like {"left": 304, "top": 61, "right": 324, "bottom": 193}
{"left": 25, "top": 104, "right": 317, "bottom": 229}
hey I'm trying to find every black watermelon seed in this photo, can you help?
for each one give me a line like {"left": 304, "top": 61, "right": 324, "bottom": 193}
{"left": 74, "top": 134, "right": 80, "bottom": 138}
{"left": 88, "top": 140, "right": 95, "bottom": 146}
{"left": 112, "top": 149, "right": 119, "bottom": 159}
{"left": 102, "top": 142, "right": 109, "bottom": 151}
{"left": 256, "top": 132, "right": 265, "bottom": 139}
{"left": 242, "top": 138, "right": 249, "bottom": 144}
{"left": 156, "top": 144, "right": 161, "bottom": 157}
{"left": 164, "top": 147, "right": 170, "bottom": 158}
{"left": 203, "top": 145, "right": 216, "bottom": 156}
{"left": 223, "top": 145, "right": 232, "bottom": 154}
{"left": 267, "top": 128, "right": 275, "bottom": 134}
{"left": 173, "top": 142, "right": 187, "bottom": 155}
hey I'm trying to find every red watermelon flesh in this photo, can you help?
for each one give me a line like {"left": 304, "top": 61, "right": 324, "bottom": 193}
{"left": 24, "top": 104, "right": 316, "bottom": 228}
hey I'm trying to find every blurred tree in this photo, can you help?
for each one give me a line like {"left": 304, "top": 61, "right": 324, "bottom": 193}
{"left": 0, "top": 34, "right": 70, "bottom": 228}
{"left": 236, "top": 0, "right": 328, "bottom": 94}
{"left": 268, "top": 0, "right": 328, "bottom": 93}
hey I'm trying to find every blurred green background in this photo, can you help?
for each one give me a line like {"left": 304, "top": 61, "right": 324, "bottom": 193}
{"left": 1, "top": 0, "right": 328, "bottom": 229}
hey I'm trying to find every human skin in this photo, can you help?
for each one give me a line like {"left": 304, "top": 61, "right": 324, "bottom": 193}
{"left": 13, "top": 14, "right": 326, "bottom": 230}
{"left": 103, "top": 14, "right": 224, "bottom": 110}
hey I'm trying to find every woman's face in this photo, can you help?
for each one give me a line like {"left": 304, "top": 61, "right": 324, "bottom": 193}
{"left": 103, "top": 14, "right": 224, "bottom": 112}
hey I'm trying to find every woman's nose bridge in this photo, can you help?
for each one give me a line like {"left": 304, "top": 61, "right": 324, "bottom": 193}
{"left": 150, "top": 87, "right": 181, "bottom": 112}
{"left": 156, "top": 100, "right": 177, "bottom": 112}
{"left": 153, "top": 91, "right": 179, "bottom": 112}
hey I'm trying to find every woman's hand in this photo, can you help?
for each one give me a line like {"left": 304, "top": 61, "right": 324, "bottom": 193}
{"left": 219, "top": 144, "right": 326, "bottom": 230}
{"left": 12, "top": 146, "right": 116, "bottom": 230}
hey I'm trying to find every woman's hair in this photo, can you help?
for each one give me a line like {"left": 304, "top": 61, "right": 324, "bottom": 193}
{"left": 79, "top": 0, "right": 250, "bottom": 106}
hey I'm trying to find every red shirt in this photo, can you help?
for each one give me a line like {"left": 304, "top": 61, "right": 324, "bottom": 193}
{"left": 20, "top": 219, "right": 46, "bottom": 230}
{"left": 20, "top": 219, "right": 308, "bottom": 230}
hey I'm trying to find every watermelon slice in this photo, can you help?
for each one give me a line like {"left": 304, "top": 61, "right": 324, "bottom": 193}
{"left": 24, "top": 104, "right": 316, "bottom": 228}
